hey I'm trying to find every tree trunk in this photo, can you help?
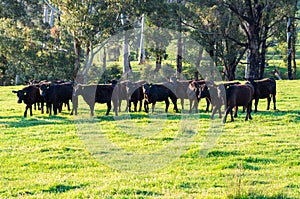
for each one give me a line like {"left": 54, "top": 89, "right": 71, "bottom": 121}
{"left": 73, "top": 37, "right": 82, "bottom": 82}
{"left": 154, "top": 53, "right": 162, "bottom": 72}
{"left": 291, "top": 16, "right": 297, "bottom": 79}
{"left": 287, "top": 17, "right": 293, "bottom": 80}
{"left": 138, "top": 14, "right": 145, "bottom": 65}
{"left": 259, "top": 38, "right": 267, "bottom": 79}
{"left": 176, "top": 18, "right": 183, "bottom": 79}
{"left": 248, "top": 36, "right": 260, "bottom": 79}
{"left": 195, "top": 48, "right": 203, "bottom": 80}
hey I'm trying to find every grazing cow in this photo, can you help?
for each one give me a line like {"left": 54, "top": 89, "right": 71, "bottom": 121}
{"left": 40, "top": 82, "right": 74, "bottom": 115}
{"left": 223, "top": 83, "right": 254, "bottom": 123}
{"left": 73, "top": 84, "right": 118, "bottom": 116}
{"left": 125, "top": 80, "right": 147, "bottom": 112}
{"left": 142, "top": 83, "right": 179, "bottom": 113}
{"left": 250, "top": 78, "right": 276, "bottom": 112}
{"left": 12, "top": 85, "right": 44, "bottom": 117}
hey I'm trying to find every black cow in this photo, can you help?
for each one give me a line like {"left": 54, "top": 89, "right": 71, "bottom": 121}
{"left": 142, "top": 83, "right": 179, "bottom": 113}
{"left": 12, "top": 85, "right": 44, "bottom": 117}
{"left": 73, "top": 84, "right": 118, "bottom": 116}
{"left": 250, "top": 78, "right": 276, "bottom": 112}
{"left": 192, "top": 80, "right": 211, "bottom": 112}
{"left": 40, "top": 82, "right": 74, "bottom": 115}
{"left": 125, "top": 80, "right": 146, "bottom": 112}
{"left": 223, "top": 83, "right": 254, "bottom": 123}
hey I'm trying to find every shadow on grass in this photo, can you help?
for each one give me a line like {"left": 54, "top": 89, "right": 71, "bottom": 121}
{"left": 227, "top": 192, "right": 295, "bottom": 199}
{"left": 0, "top": 115, "right": 74, "bottom": 128}
{"left": 42, "top": 183, "right": 87, "bottom": 193}
{"left": 111, "top": 188, "right": 162, "bottom": 197}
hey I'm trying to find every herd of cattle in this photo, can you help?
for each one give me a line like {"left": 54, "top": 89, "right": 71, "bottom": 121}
{"left": 12, "top": 77, "right": 276, "bottom": 123}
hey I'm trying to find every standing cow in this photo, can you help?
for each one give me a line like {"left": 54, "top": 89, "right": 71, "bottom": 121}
{"left": 73, "top": 84, "right": 118, "bottom": 116}
{"left": 142, "top": 83, "right": 179, "bottom": 113}
{"left": 223, "top": 83, "right": 254, "bottom": 123}
{"left": 250, "top": 78, "right": 276, "bottom": 112}
{"left": 12, "top": 85, "right": 44, "bottom": 117}
{"left": 125, "top": 80, "right": 146, "bottom": 112}
{"left": 39, "top": 82, "right": 74, "bottom": 116}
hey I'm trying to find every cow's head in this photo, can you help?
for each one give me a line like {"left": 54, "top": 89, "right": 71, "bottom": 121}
{"left": 142, "top": 83, "right": 153, "bottom": 102}
{"left": 12, "top": 87, "right": 29, "bottom": 103}
{"left": 187, "top": 82, "right": 202, "bottom": 100}
{"left": 39, "top": 83, "right": 50, "bottom": 97}
{"left": 108, "top": 79, "right": 118, "bottom": 87}
{"left": 73, "top": 84, "right": 85, "bottom": 97}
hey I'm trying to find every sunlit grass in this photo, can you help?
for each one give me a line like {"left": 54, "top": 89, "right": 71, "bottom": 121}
{"left": 0, "top": 81, "right": 299, "bottom": 198}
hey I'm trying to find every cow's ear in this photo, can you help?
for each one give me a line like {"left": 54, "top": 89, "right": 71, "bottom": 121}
{"left": 12, "top": 90, "right": 17, "bottom": 93}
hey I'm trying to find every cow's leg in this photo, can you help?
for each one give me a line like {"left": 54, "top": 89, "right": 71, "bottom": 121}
{"left": 133, "top": 101, "right": 138, "bottom": 112}
{"left": 254, "top": 98, "right": 259, "bottom": 112}
{"left": 223, "top": 107, "right": 231, "bottom": 123}
{"left": 267, "top": 96, "right": 271, "bottom": 110}
{"left": 152, "top": 102, "right": 156, "bottom": 113}
{"left": 189, "top": 99, "right": 193, "bottom": 113}
{"left": 124, "top": 99, "right": 129, "bottom": 112}
{"left": 211, "top": 106, "right": 217, "bottom": 119}
{"left": 273, "top": 94, "right": 276, "bottom": 110}
{"left": 53, "top": 102, "right": 58, "bottom": 115}
{"left": 41, "top": 102, "right": 44, "bottom": 114}
{"left": 234, "top": 106, "right": 238, "bottom": 118}
{"left": 113, "top": 100, "right": 118, "bottom": 116}
{"left": 128, "top": 101, "right": 132, "bottom": 112}
{"left": 89, "top": 103, "right": 95, "bottom": 116}
{"left": 67, "top": 101, "right": 70, "bottom": 111}
{"left": 205, "top": 98, "right": 210, "bottom": 112}
{"left": 245, "top": 105, "right": 252, "bottom": 121}
{"left": 171, "top": 98, "right": 178, "bottom": 113}
{"left": 230, "top": 109, "right": 234, "bottom": 122}
{"left": 48, "top": 104, "right": 52, "bottom": 116}
{"left": 106, "top": 102, "right": 112, "bottom": 116}
{"left": 193, "top": 99, "right": 199, "bottom": 113}
{"left": 29, "top": 105, "right": 33, "bottom": 116}
{"left": 138, "top": 100, "right": 142, "bottom": 112}
{"left": 118, "top": 100, "right": 122, "bottom": 112}
{"left": 24, "top": 105, "right": 29, "bottom": 117}
{"left": 218, "top": 107, "right": 222, "bottom": 118}
{"left": 181, "top": 98, "right": 184, "bottom": 111}
{"left": 144, "top": 101, "right": 149, "bottom": 113}
{"left": 165, "top": 100, "right": 170, "bottom": 112}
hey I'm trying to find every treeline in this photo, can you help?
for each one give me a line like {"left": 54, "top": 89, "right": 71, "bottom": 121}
{"left": 0, "top": 0, "right": 299, "bottom": 85}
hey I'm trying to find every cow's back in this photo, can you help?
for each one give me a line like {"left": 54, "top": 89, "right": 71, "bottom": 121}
{"left": 227, "top": 84, "right": 253, "bottom": 106}
{"left": 95, "top": 85, "right": 116, "bottom": 103}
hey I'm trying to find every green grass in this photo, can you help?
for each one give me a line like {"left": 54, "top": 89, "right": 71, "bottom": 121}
{"left": 1, "top": 81, "right": 300, "bottom": 198}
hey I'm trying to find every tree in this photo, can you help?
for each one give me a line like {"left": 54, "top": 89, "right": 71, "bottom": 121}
{"left": 222, "top": 0, "right": 294, "bottom": 79}
{"left": 186, "top": 1, "right": 246, "bottom": 80}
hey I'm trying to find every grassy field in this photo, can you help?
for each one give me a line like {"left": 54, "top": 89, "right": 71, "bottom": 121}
{"left": 0, "top": 80, "right": 300, "bottom": 198}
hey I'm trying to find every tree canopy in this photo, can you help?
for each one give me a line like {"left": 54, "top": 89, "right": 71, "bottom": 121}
{"left": 0, "top": 0, "right": 298, "bottom": 85}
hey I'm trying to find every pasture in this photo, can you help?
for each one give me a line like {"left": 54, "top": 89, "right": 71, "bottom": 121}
{"left": 0, "top": 80, "right": 299, "bottom": 198}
